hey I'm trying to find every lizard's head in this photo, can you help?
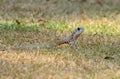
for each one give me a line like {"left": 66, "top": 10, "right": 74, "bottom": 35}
{"left": 71, "top": 27, "right": 84, "bottom": 40}
{"left": 74, "top": 27, "right": 84, "bottom": 35}
{"left": 72, "top": 27, "right": 84, "bottom": 39}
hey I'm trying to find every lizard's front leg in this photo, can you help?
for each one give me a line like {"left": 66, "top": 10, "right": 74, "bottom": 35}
{"left": 69, "top": 40, "right": 75, "bottom": 48}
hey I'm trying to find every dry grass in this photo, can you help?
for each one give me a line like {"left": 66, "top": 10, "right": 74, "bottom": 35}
{"left": 0, "top": 46, "right": 120, "bottom": 79}
{"left": 0, "top": 0, "right": 120, "bottom": 79}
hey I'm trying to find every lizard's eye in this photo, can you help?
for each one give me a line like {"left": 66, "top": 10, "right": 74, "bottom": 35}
{"left": 77, "top": 27, "right": 80, "bottom": 30}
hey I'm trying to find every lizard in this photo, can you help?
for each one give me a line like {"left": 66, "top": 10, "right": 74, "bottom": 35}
{"left": 2, "top": 27, "right": 84, "bottom": 51}
{"left": 55, "top": 27, "right": 84, "bottom": 47}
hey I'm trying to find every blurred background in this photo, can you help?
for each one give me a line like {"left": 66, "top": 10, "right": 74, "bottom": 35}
{"left": 0, "top": 0, "right": 120, "bottom": 20}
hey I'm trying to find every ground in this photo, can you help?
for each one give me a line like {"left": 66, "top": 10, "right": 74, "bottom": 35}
{"left": 0, "top": 0, "right": 120, "bottom": 79}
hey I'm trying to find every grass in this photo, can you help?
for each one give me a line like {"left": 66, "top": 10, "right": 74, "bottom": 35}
{"left": 0, "top": 0, "right": 120, "bottom": 79}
